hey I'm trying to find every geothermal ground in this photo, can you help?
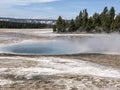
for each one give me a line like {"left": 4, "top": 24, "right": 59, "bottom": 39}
{"left": 0, "top": 29, "right": 120, "bottom": 90}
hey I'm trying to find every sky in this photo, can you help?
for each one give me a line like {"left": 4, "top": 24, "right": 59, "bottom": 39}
{"left": 0, "top": 0, "right": 119, "bottom": 19}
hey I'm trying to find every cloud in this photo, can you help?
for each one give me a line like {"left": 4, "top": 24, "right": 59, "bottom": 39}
{"left": 0, "top": 0, "right": 59, "bottom": 6}
{"left": 0, "top": 0, "right": 60, "bottom": 18}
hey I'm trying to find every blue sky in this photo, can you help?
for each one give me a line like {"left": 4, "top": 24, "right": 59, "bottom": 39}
{"left": 0, "top": 0, "right": 119, "bottom": 19}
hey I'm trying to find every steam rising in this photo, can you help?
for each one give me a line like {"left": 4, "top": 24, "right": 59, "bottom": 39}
{"left": 57, "top": 33, "right": 120, "bottom": 55}
{"left": 0, "top": 33, "right": 120, "bottom": 55}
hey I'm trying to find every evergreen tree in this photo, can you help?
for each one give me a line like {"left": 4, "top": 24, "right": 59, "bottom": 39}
{"left": 93, "top": 13, "right": 101, "bottom": 27}
{"left": 68, "top": 19, "right": 76, "bottom": 32}
{"left": 54, "top": 6, "right": 120, "bottom": 33}
{"left": 82, "top": 9, "right": 88, "bottom": 28}
{"left": 86, "top": 17, "right": 94, "bottom": 32}
{"left": 109, "top": 7, "right": 115, "bottom": 30}
{"left": 55, "top": 16, "right": 67, "bottom": 32}
{"left": 79, "top": 11, "right": 83, "bottom": 27}
{"left": 56, "top": 16, "right": 63, "bottom": 32}
{"left": 0, "top": 21, "right": 49, "bottom": 28}
{"left": 109, "top": 7, "right": 115, "bottom": 21}
{"left": 114, "top": 14, "right": 120, "bottom": 30}
{"left": 74, "top": 11, "right": 83, "bottom": 31}
{"left": 101, "top": 6, "right": 111, "bottom": 32}
{"left": 53, "top": 25, "right": 57, "bottom": 32}
{"left": 62, "top": 19, "right": 67, "bottom": 32}
{"left": 75, "top": 16, "right": 80, "bottom": 30}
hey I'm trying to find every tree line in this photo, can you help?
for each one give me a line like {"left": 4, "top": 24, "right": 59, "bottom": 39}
{"left": 0, "top": 21, "right": 52, "bottom": 29}
{"left": 53, "top": 6, "right": 120, "bottom": 33}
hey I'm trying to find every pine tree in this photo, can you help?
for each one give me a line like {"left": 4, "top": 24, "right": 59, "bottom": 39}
{"left": 114, "top": 14, "right": 120, "bottom": 30}
{"left": 74, "top": 11, "right": 83, "bottom": 31}
{"left": 109, "top": 7, "right": 115, "bottom": 21}
{"left": 54, "top": 6, "right": 120, "bottom": 33}
{"left": 62, "top": 19, "right": 66, "bottom": 32}
{"left": 53, "top": 25, "right": 57, "bottom": 32}
{"left": 101, "top": 6, "right": 110, "bottom": 32}
{"left": 86, "top": 17, "right": 94, "bottom": 32}
{"left": 75, "top": 16, "right": 80, "bottom": 30}
{"left": 82, "top": 9, "right": 88, "bottom": 28}
{"left": 56, "top": 16, "right": 63, "bottom": 32}
{"left": 109, "top": 7, "right": 115, "bottom": 30}
{"left": 93, "top": 13, "right": 101, "bottom": 27}
{"left": 79, "top": 11, "right": 83, "bottom": 27}
{"left": 55, "top": 16, "right": 67, "bottom": 32}
{"left": 68, "top": 19, "right": 76, "bottom": 32}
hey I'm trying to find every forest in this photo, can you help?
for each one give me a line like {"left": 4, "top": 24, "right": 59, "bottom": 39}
{"left": 53, "top": 6, "right": 120, "bottom": 33}
{"left": 0, "top": 21, "right": 52, "bottom": 29}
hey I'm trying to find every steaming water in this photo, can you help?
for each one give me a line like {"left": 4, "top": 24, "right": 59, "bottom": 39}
{"left": 0, "top": 34, "right": 120, "bottom": 55}
{"left": 0, "top": 40, "right": 82, "bottom": 55}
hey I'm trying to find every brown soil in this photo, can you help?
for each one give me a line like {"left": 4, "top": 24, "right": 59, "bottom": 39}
{"left": 1, "top": 74, "right": 120, "bottom": 90}
{"left": 55, "top": 54, "right": 120, "bottom": 69}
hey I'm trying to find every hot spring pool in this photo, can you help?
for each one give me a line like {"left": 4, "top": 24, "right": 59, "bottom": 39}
{"left": 1, "top": 35, "right": 120, "bottom": 55}
{"left": 0, "top": 40, "right": 83, "bottom": 55}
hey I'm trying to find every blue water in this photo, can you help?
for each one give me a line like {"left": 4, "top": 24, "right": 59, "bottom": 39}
{"left": 1, "top": 35, "right": 118, "bottom": 55}
{"left": 1, "top": 40, "right": 80, "bottom": 55}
